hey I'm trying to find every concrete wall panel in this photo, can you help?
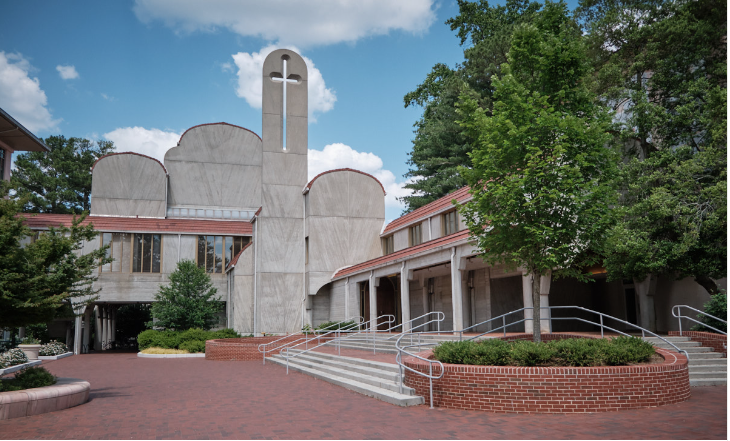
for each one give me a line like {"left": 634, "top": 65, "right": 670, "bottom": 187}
{"left": 262, "top": 184, "right": 304, "bottom": 219}
{"left": 308, "top": 172, "right": 349, "bottom": 217}
{"left": 91, "top": 154, "right": 167, "bottom": 217}
{"left": 262, "top": 152, "right": 307, "bottom": 186}
{"left": 347, "top": 172, "right": 386, "bottom": 219}
{"left": 393, "top": 229, "right": 408, "bottom": 252}
{"left": 257, "top": 218, "right": 305, "bottom": 273}
{"left": 257, "top": 272, "right": 303, "bottom": 333}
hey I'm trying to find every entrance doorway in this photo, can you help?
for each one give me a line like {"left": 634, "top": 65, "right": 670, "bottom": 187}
{"left": 359, "top": 277, "right": 401, "bottom": 331}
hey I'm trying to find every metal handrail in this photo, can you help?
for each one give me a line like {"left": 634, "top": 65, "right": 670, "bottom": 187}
{"left": 384, "top": 311, "right": 446, "bottom": 341}
{"left": 672, "top": 305, "right": 727, "bottom": 336}
{"left": 258, "top": 316, "right": 363, "bottom": 364}
{"left": 395, "top": 333, "right": 444, "bottom": 409}
{"left": 279, "top": 314, "right": 395, "bottom": 373}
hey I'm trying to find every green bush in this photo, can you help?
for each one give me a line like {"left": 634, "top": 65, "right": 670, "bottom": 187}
{"left": 693, "top": 292, "right": 727, "bottom": 333}
{"left": 510, "top": 340, "right": 557, "bottom": 366}
{"left": 432, "top": 337, "right": 655, "bottom": 367}
{"left": 178, "top": 328, "right": 209, "bottom": 343}
{"left": 0, "top": 366, "right": 57, "bottom": 392}
{"left": 316, "top": 320, "right": 359, "bottom": 332}
{"left": 179, "top": 340, "right": 206, "bottom": 353}
{"left": 137, "top": 328, "right": 241, "bottom": 350}
{"left": 209, "top": 328, "right": 241, "bottom": 339}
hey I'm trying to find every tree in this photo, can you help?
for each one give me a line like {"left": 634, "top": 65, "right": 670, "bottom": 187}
{"left": 0, "top": 186, "right": 110, "bottom": 328}
{"left": 401, "top": 0, "right": 543, "bottom": 212}
{"left": 149, "top": 260, "right": 222, "bottom": 331}
{"left": 458, "top": 2, "right": 618, "bottom": 342}
{"left": 11, "top": 136, "right": 115, "bottom": 214}
{"left": 578, "top": 0, "right": 727, "bottom": 294}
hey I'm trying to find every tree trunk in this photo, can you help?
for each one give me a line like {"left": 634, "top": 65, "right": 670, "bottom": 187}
{"left": 532, "top": 270, "right": 541, "bottom": 343}
{"left": 694, "top": 275, "right": 720, "bottom": 296}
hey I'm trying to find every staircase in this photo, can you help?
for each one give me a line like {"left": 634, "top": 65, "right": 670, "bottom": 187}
{"left": 643, "top": 336, "right": 727, "bottom": 386}
{"left": 266, "top": 333, "right": 459, "bottom": 406}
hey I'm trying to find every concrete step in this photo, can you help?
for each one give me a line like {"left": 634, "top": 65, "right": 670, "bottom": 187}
{"left": 689, "top": 377, "right": 727, "bottom": 387}
{"left": 287, "top": 349, "right": 401, "bottom": 373}
{"left": 653, "top": 345, "right": 713, "bottom": 352}
{"left": 287, "top": 353, "right": 402, "bottom": 383}
{"left": 644, "top": 336, "right": 692, "bottom": 342}
{"left": 689, "top": 364, "right": 727, "bottom": 373}
{"left": 267, "top": 355, "right": 423, "bottom": 406}
{"left": 690, "top": 371, "right": 728, "bottom": 379}
{"left": 688, "top": 358, "right": 727, "bottom": 366}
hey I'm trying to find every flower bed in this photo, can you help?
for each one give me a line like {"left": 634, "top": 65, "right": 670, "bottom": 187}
{"left": 403, "top": 333, "right": 690, "bottom": 413}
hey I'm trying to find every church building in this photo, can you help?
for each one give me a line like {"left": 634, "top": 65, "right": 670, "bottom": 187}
{"left": 20, "top": 49, "right": 722, "bottom": 353}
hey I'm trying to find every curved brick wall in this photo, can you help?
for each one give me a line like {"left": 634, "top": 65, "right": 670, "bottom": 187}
{"left": 669, "top": 331, "right": 727, "bottom": 357}
{"left": 403, "top": 334, "right": 690, "bottom": 413}
{"left": 205, "top": 336, "right": 331, "bottom": 361}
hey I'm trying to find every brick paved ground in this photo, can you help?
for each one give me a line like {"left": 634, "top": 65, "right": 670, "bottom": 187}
{"left": 0, "top": 352, "right": 726, "bottom": 440}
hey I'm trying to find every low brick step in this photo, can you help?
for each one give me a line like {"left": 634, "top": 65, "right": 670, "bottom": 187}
{"left": 267, "top": 355, "right": 423, "bottom": 406}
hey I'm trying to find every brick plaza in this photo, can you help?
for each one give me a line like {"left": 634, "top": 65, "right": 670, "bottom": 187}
{"left": 0, "top": 353, "right": 726, "bottom": 439}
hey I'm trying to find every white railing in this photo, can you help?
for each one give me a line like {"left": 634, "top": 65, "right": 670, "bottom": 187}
{"left": 258, "top": 316, "right": 363, "bottom": 365}
{"left": 672, "top": 305, "right": 727, "bottom": 336}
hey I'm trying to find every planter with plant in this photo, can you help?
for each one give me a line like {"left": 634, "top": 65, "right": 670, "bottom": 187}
{"left": 38, "top": 341, "right": 72, "bottom": 360}
{"left": 18, "top": 336, "right": 42, "bottom": 360}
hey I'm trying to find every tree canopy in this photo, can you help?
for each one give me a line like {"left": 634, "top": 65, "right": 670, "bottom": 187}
{"left": 0, "top": 187, "right": 110, "bottom": 328}
{"left": 149, "top": 260, "right": 223, "bottom": 331}
{"left": 11, "top": 136, "right": 115, "bottom": 214}
{"left": 459, "top": 2, "right": 618, "bottom": 341}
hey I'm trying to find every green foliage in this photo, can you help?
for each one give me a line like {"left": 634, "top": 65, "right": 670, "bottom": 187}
{"left": 178, "top": 340, "right": 206, "bottom": 353}
{"left": 401, "top": 0, "right": 544, "bottom": 212}
{"left": 315, "top": 320, "right": 359, "bottom": 332}
{"left": 0, "top": 366, "right": 57, "bottom": 392}
{"left": 149, "top": 260, "right": 223, "bottom": 331}
{"left": 115, "top": 303, "right": 152, "bottom": 344}
{"left": 0, "top": 188, "right": 111, "bottom": 328}
{"left": 20, "top": 336, "right": 41, "bottom": 345}
{"left": 38, "top": 340, "right": 69, "bottom": 356}
{"left": 10, "top": 136, "right": 115, "bottom": 214}
{"left": 433, "top": 337, "right": 655, "bottom": 366}
{"left": 458, "top": 2, "right": 618, "bottom": 341}
{"left": 693, "top": 292, "right": 727, "bottom": 333}
{"left": 137, "top": 328, "right": 241, "bottom": 351}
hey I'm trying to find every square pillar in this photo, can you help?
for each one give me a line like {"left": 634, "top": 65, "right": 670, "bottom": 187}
{"left": 400, "top": 263, "right": 411, "bottom": 333}
{"left": 539, "top": 271, "right": 551, "bottom": 333}
{"left": 94, "top": 305, "right": 102, "bottom": 351}
{"left": 82, "top": 307, "right": 92, "bottom": 353}
{"left": 450, "top": 247, "right": 464, "bottom": 332}
{"left": 73, "top": 315, "right": 82, "bottom": 355}
{"left": 522, "top": 272, "right": 534, "bottom": 333}
{"left": 369, "top": 272, "right": 378, "bottom": 332}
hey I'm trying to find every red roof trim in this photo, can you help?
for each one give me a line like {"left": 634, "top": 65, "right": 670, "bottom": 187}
{"left": 382, "top": 186, "right": 471, "bottom": 235}
{"left": 225, "top": 241, "right": 253, "bottom": 272}
{"left": 91, "top": 152, "right": 168, "bottom": 174}
{"left": 304, "top": 168, "right": 386, "bottom": 195}
{"left": 333, "top": 229, "right": 471, "bottom": 279}
{"left": 178, "top": 122, "right": 262, "bottom": 144}
{"left": 22, "top": 214, "right": 252, "bottom": 236}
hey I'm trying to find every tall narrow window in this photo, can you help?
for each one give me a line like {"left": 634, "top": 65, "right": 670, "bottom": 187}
{"left": 443, "top": 210, "right": 458, "bottom": 236}
{"left": 101, "top": 232, "right": 127, "bottom": 272}
{"left": 305, "top": 236, "right": 309, "bottom": 264}
{"left": 132, "top": 234, "right": 161, "bottom": 273}
{"left": 199, "top": 235, "right": 250, "bottom": 273}
{"left": 382, "top": 235, "right": 394, "bottom": 255}
{"left": 409, "top": 223, "right": 422, "bottom": 247}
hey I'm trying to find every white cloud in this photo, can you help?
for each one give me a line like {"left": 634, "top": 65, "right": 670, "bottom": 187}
{"left": 231, "top": 45, "right": 336, "bottom": 122}
{"left": 0, "top": 52, "right": 60, "bottom": 133}
{"left": 308, "top": 143, "right": 412, "bottom": 210}
{"left": 101, "top": 93, "right": 115, "bottom": 101}
{"left": 103, "top": 127, "right": 180, "bottom": 162}
{"left": 133, "top": 0, "right": 436, "bottom": 47}
{"left": 56, "top": 65, "right": 79, "bottom": 80}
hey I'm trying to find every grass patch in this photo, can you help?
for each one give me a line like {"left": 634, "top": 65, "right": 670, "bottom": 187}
{"left": 433, "top": 337, "right": 656, "bottom": 367}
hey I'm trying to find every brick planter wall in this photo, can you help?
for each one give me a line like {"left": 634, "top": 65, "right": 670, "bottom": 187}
{"left": 669, "top": 331, "right": 727, "bottom": 357}
{"left": 205, "top": 335, "right": 332, "bottom": 361}
{"left": 403, "top": 334, "right": 690, "bottom": 413}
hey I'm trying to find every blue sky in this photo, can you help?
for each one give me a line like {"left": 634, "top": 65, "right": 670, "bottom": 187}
{"left": 1, "top": 0, "right": 578, "bottom": 221}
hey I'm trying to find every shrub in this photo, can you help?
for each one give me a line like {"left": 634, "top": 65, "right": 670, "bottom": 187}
{"left": 316, "top": 320, "right": 359, "bottom": 332}
{"left": 0, "top": 366, "right": 57, "bottom": 392}
{"left": 137, "top": 330, "right": 180, "bottom": 350}
{"left": 509, "top": 340, "right": 557, "bottom": 366}
{"left": 209, "top": 328, "right": 241, "bottom": 339}
{"left": 39, "top": 340, "right": 68, "bottom": 356}
{"left": 21, "top": 336, "right": 41, "bottom": 345}
{"left": 137, "top": 328, "right": 241, "bottom": 351}
{"left": 179, "top": 340, "right": 206, "bottom": 353}
{"left": 178, "top": 328, "right": 209, "bottom": 343}
{"left": 604, "top": 336, "right": 655, "bottom": 365}
{"left": 552, "top": 338, "right": 606, "bottom": 367}
{"left": 1, "top": 348, "right": 29, "bottom": 367}
{"left": 693, "top": 292, "right": 727, "bottom": 333}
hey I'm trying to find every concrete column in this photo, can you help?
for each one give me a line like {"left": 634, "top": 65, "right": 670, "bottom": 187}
{"left": 94, "top": 305, "right": 102, "bottom": 351}
{"left": 111, "top": 306, "right": 117, "bottom": 343}
{"left": 18, "top": 327, "right": 25, "bottom": 339}
{"left": 345, "top": 278, "right": 350, "bottom": 319}
{"left": 400, "top": 263, "right": 411, "bottom": 332}
{"left": 450, "top": 247, "right": 464, "bottom": 332}
{"left": 634, "top": 274, "right": 657, "bottom": 332}
{"left": 369, "top": 271, "right": 377, "bottom": 332}
{"left": 539, "top": 271, "right": 551, "bottom": 333}
{"left": 65, "top": 322, "right": 72, "bottom": 349}
{"left": 483, "top": 268, "right": 492, "bottom": 331}
{"left": 82, "top": 307, "right": 92, "bottom": 353}
{"left": 101, "top": 306, "right": 108, "bottom": 350}
{"left": 73, "top": 315, "right": 82, "bottom": 355}
{"left": 522, "top": 272, "right": 534, "bottom": 333}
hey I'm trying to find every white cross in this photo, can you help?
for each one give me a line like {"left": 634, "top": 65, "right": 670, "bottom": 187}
{"left": 271, "top": 58, "right": 300, "bottom": 150}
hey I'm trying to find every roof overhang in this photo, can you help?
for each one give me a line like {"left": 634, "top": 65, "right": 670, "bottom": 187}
{"left": 0, "top": 107, "right": 50, "bottom": 152}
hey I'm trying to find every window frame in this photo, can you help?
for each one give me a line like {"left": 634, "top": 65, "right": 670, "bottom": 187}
{"left": 381, "top": 235, "right": 394, "bottom": 255}
{"left": 442, "top": 210, "right": 458, "bottom": 236}
{"left": 131, "top": 233, "right": 162, "bottom": 273}
{"left": 409, "top": 223, "right": 422, "bottom": 247}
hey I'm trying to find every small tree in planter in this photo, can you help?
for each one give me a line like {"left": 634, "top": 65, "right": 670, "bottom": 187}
{"left": 149, "top": 260, "right": 223, "bottom": 331}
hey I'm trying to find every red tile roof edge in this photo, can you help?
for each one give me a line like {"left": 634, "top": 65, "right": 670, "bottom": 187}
{"left": 21, "top": 213, "right": 253, "bottom": 235}
{"left": 333, "top": 229, "right": 471, "bottom": 279}
{"left": 178, "top": 122, "right": 262, "bottom": 144}
{"left": 91, "top": 151, "right": 168, "bottom": 174}
{"left": 303, "top": 168, "right": 386, "bottom": 195}
{"left": 225, "top": 241, "right": 253, "bottom": 272}
{"left": 382, "top": 186, "right": 471, "bottom": 234}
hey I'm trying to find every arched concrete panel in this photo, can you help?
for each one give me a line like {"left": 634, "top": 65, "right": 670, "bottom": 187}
{"left": 90, "top": 153, "right": 167, "bottom": 217}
